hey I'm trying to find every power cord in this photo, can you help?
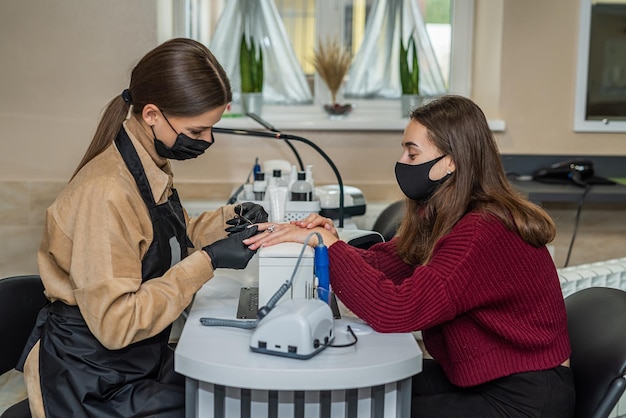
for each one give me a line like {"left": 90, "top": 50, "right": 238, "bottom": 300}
{"left": 563, "top": 184, "right": 592, "bottom": 267}
{"left": 329, "top": 325, "right": 358, "bottom": 348}
{"left": 226, "top": 160, "right": 257, "bottom": 204}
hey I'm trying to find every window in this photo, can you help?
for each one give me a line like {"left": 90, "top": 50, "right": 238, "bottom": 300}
{"left": 157, "top": 0, "right": 474, "bottom": 130}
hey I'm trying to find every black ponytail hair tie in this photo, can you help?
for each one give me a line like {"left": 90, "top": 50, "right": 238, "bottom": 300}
{"left": 121, "top": 89, "right": 133, "bottom": 104}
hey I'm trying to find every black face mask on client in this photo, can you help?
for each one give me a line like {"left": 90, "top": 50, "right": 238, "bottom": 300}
{"left": 152, "top": 113, "right": 213, "bottom": 160}
{"left": 394, "top": 155, "right": 451, "bottom": 202}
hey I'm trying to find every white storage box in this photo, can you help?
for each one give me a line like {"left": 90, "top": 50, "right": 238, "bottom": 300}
{"left": 239, "top": 199, "right": 321, "bottom": 223}
{"left": 258, "top": 242, "right": 314, "bottom": 307}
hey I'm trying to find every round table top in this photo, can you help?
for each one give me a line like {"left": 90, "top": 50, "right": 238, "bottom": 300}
{"left": 175, "top": 273, "right": 422, "bottom": 391}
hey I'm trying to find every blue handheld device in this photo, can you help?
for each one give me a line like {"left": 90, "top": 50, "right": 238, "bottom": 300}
{"left": 253, "top": 157, "right": 261, "bottom": 175}
{"left": 315, "top": 244, "right": 330, "bottom": 304}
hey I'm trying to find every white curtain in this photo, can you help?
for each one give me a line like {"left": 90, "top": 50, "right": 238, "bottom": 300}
{"left": 209, "top": 0, "right": 312, "bottom": 104}
{"left": 345, "top": 0, "right": 446, "bottom": 98}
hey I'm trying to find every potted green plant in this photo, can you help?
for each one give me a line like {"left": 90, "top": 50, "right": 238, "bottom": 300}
{"left": 240, "top": 33, "right": 264, "bottom": 115}
{"left": 399, "top": 33, "right": 422, "bottom": 117}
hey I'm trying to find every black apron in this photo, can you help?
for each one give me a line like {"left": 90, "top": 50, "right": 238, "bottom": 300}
{"left": 19, "top": 128, "right": 192, "bottom": 418}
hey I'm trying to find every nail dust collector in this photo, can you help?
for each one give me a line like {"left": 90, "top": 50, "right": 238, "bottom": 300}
{"left": 316, "top": 185, "right": 366, "bottom": 219}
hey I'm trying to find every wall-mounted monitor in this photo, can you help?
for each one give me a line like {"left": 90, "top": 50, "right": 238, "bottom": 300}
{"left": 574, "top": 0, "right": 626, "bottom": 132}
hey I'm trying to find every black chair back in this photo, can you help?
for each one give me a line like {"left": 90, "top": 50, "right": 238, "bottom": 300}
{"left": 371, "top": 200, "right": 405, "bottom": 242}
{"left": 0, "top": 275, "right": 48, "bottom": 374}
{"left": 565, "top": 287, "right": 626, "bottom": 418}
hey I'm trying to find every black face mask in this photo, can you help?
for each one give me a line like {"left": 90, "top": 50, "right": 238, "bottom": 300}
{"left": 394, "top": 155, "right": 451, "bottom": 202}
{"left": 152, "top": 113, "right": 213, "bottom": 160}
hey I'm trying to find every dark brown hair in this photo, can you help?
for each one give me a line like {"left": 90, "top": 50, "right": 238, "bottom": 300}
{"left": 72, "top": 38, "right": 232, "bottom": 178}
{"left": 395, "top": 95, "right": 556, "bottom": 265}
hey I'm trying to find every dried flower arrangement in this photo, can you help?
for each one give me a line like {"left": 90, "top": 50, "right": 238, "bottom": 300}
{"left": 311, "top": 37, "right": 352, "bottom": 112}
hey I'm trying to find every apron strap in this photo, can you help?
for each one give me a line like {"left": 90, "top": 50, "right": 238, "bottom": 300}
{"left": 114, "top": 128, "right": 157, "bottom": 209}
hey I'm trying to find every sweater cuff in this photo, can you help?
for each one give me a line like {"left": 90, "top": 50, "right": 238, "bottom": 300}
{"left": 179, "top": 250, "right": 215, "bottom": 288}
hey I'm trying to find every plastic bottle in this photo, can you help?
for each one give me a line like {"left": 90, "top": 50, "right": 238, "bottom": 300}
{"left": 287, "top": 164, "right": 298, "bottom": 191}
{"left": 267, "top": 170, "right": 289, "bottom": 222}
{"left": 243, "top": 183, "right": 255, "bottom": 200}
{"left": 272, "top": 169, "right": 288, "bottom": 187}
{"left": 291, "top": 171, "right": 312, "bottom": 201}
{"left": 253, "top": 172, "right": 267, "bottom": 200}
{"left": 253, "top": 157, "right": 261, "bottom": 176}
{"left": 305, "top": 165, "right": 315, "bottom": 200}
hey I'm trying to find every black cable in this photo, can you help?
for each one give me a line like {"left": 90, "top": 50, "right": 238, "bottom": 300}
{"left": 246, "top": 112, "right": 279, "bottom": 132}
{"left": 246, "top": 112, "right": 305, "bottom": 171}
{"left": 225, "top": 164, "right": 256, "bottom": 204}
{"left": 226, "top": 185, "right": 244, "bottom": 205}
{"left": 563, "top": 184, "right": 592, "bottom": 268}
{"left": 329, "top": 325, "right": 358, "bottom": 348}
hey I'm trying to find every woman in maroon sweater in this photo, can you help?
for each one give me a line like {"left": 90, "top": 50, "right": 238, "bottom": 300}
{"left": 245, "top": 95, "right": 575, "bottom": 417}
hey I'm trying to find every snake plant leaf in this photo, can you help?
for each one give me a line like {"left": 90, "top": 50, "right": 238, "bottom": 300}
{"left": 240, "top": 35, "right": 252, "bottom": 93}
{"left": 400, "top": 37, "right": 411, "bottom": 94}
{"left": 409, "top": 36, "right": 419, "bottom": 95}
{"left": 249, "top": 37, "right": 259, "bottom": 93}
{"left": 399, "top": 31, "right": 420, "bottom": 95}
{"left": 257, "top": 47, "right": 263, "bottom": 92}
{"left": 240, "top": 33, "right": 263, "bottom": 93}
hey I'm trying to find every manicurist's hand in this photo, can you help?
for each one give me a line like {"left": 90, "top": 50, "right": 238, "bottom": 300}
{"left": 225, "top": 202, "right": 269, "bottom": 235}
{"left": 203, "top": 225, "right": 260, "bottom": 269}
{"left": 243, "top": 221, "right": 339, "bottom": 251}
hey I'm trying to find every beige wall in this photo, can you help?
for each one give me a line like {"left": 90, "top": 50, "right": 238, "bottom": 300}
{"left": 495, "top": 1, "right": 621, "bottom": 154}
{"left": 0, "top": 0, "right": 157, "bottom": 182}
{"left": 1, "top": 0, "right": 625, "bottom": 277}
{"left": 0, "top": 0, "right": 158, "bottom": 276}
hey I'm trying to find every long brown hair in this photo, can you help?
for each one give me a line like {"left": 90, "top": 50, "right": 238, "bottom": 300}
{"left": 71, "top": 38, "right": 232, "bottom": 179}
{"left": 395, "top": 95, "right": 556, "bottom": 265}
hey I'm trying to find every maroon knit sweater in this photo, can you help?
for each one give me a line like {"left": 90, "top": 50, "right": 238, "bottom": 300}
{"left": 329, "top": 212, "right": 570, "bottom": 387}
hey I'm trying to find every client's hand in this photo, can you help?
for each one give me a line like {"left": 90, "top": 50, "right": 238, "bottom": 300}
{"left": 243, "top": 221, "right": 339, "bottom": 251}
{"left": 290, "top": 213, "right": 337, "bottom": 234}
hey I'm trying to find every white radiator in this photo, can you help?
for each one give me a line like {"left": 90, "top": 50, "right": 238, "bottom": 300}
{"left": 558, "top": 257, "right": 626, "bottom": 298}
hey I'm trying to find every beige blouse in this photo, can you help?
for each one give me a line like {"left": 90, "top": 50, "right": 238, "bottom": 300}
{"left": 24, "top": 114, "right": 236, "bottom": 417}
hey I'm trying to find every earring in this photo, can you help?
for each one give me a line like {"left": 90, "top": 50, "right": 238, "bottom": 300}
{"left": 447, "top": 170, "right": 452, "bottom": 175}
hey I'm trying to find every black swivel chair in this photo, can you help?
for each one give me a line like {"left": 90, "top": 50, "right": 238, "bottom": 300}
{"left": 565, "top": 287, "right": 626, "bottom": 418}
{"left": 371, "top": 200, "right": 405, "bottom": 242}
{"left": 0, "top": 275, "right": 48, "bottom": 418}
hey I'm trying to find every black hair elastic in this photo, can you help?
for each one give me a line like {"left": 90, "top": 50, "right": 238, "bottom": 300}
{"left": 121, "top": 89, "right": 133, "bottom": 104}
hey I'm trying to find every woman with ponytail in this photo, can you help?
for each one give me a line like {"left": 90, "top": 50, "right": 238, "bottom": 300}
{"left": 18, "top": 38, "right": 266, "bottom": 418}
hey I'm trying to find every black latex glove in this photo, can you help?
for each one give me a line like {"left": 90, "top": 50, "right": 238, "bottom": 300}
{"left": 203, "top": 225, "right": 259, "bottom": 270}
{"left": 225, "top": 202, "right": 269, "bottom": 235}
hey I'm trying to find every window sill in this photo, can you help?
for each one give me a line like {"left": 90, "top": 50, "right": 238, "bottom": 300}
{"left": 216, "top": 99, "right": 506, "bottom": 132}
